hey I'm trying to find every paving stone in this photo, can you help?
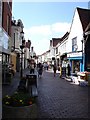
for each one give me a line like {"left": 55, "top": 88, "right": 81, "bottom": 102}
{"left": 2, "top": 69, "right": 89, "bottom": 118}
{"left": 37, "top": 70, "right": 88, "bottom": 118}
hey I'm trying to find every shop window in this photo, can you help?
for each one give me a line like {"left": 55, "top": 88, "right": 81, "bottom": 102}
{"left": 73, "top": 60, "right": 80, "bottom": 73}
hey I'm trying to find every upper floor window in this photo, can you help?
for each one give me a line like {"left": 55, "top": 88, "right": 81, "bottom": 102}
{"left": 72, "top": 37, "right": 77, "bottom": 52}
{"left": 56, "top": 47, "right": 58, "bottom": 54}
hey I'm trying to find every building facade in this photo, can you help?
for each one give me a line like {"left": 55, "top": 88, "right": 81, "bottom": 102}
{"left": 67, "top": 7, "right": 90, "bottom": 73}
{"left": 84, "top": 23, "right": 90, "bottom": 72}
{"left": 2, "top": 1, "right": 12, "bottom": 64}
{"left": 11, "top": 19, "right": 24, "bottom": 72}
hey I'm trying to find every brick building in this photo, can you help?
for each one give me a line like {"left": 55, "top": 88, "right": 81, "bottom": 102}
{"left": 2, "top": 1, "right": 12, "bottom": 64}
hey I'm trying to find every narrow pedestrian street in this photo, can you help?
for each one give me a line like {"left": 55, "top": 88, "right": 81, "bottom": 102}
{"left": 2, "top": 68, "right": 88, "bottom": 119}
{"left": 37, "top": 70, "right": 88, "bottom": 118}
{"left": 1, "top": 2, "right": 90, "bottom": 120}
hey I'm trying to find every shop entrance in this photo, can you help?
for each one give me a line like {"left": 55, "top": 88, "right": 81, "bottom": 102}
{"left": 72, "top": 60, "right": 80, "bottom": 73}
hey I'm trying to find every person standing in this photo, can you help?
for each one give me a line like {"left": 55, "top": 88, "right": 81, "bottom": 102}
{"left": 60, "top": 65, "right": 62, "bottom": 78}
{"left": 30, "top": 63, "right": 35, "bottom": 74}
{"left": 38, "top": 63, "right": 43, "bottom": 78}
{"left": 53, "top": 63, "right": 57, "bottom": 77}
{"left": 67, "top": 64, "right": 71, "bottom": 76}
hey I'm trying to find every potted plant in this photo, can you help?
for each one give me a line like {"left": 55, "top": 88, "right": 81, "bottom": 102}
{"left": 2, "top": 91, "right": 37, "bottom": 118}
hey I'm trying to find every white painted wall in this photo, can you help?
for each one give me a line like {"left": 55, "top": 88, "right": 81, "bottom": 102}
{"left": 50, "top": 47, "right": 55, "bottom": 58}
{"left": 67, "top": 8, "right": 83, "bottom": 53}
{"left": 11, "top": 26, "right": 22, "bottom": 50}
{"left": 38, "top": 56, "right": 42, "bottom": 63}
{"left": 59, "top": 40, "right": 68, "bottom": 56}
{"left": 24, "top": 47, "right": 30, "bottom": 59}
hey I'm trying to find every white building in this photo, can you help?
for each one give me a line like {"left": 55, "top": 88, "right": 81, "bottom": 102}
{"left": 11, "top": 19, "right": 25, "bottom": 72}
{"left": 49, "top": 38, "right": 60, "bottom": 65}
{"left": 24, "top": 47, "right": 30, "bottom": 68}
{"left": 67, "top": 7, "right": 90, "bottom": 73}
{"left": 52, "top": 32, "right": 69, "bottom": 69}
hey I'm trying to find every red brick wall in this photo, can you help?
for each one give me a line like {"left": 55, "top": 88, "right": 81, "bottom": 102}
{"left": 2, "top": 2, "right": 12, "bottom": 37}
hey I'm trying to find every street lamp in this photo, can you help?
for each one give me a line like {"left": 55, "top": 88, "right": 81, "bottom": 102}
{"left": 20, "top": 30, "right": 24, "bottom": 79}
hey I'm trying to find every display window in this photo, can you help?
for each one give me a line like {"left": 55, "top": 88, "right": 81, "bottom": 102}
{"left": 72, "top": 60, "right": 80, "bottom": 73}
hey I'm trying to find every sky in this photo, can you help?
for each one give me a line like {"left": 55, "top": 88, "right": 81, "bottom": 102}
{"left": 12, "top": 2, "right": 89, "bottom": 55}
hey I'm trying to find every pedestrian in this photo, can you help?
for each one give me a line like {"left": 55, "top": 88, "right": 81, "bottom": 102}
{"left": 38, "top": 62, "right": 43, "bottom": 78}
{"left": 60, "top": 65, "right": 62, "bottom": 78}
{"left": 53, "top": 63, "right": 57, "bottom": 77}
{"left": 30, "top": 63, "right": 35, "bottom": 74}
{"left": 29, "top": 59, "right": 36, "bottom": 74}
{"left": 67, "top": 64, "right": 71, "bottom": 76}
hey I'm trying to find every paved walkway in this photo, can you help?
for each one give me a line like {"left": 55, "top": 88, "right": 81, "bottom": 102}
{"left": 37, "top": 69, "right": 88, "bottom": 118}
{"left": 2, "top": 68, "right": 89, "bottom": 119}
{"left": 2, "top": 68, "right": 30, "bottom": 97}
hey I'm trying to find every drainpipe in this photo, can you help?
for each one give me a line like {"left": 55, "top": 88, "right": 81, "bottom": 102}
{"left": 81, "top": 39, "right": 84, "bottom": 72}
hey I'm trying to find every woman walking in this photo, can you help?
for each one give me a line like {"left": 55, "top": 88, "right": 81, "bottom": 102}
{"left": 37, "top": 62, "right": 43, "bottom": 78}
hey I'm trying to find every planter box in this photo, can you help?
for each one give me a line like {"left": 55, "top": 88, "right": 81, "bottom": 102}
{"left": 2, "top": 104, "right": 37, "bottom": 118}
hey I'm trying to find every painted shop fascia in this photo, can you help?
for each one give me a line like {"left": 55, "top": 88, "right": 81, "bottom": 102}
{"left": 67, "top": 51, "right": 84, "bottom": 73}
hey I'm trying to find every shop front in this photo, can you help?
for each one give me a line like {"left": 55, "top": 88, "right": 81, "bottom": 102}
{"left": 60, "top": 53, "right": 69, "bottom": 77}
{"left": 1, "top": 29, "right": 11, "bottom": 84}
{"left": 67, "top": 52, "right": 83, "bottom": 74}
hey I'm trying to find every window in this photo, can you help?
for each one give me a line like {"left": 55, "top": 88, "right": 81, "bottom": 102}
{"left": 56, "top": 47, "right": 58, "bottom": 54}
{"left": 72, "top": 37, "right": 77, "bottom": 52}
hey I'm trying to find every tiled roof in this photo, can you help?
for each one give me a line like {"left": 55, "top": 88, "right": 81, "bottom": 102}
{"left": 52, "top": 38, "right": 61, "bottom": 47}
{"left": 51, "top": 32, "right": 69, "bottom": 47}
{"left": 77, "top": 7, "right": 90, "bottom": 31}
{"left": 85, "top": 22, "right": 90, "bottom": 32}
{"left": 61, "top": 32, "right": 69, "bottom": 41}
{"left": 41, "top": 50, "right": 50, "bottom": 56}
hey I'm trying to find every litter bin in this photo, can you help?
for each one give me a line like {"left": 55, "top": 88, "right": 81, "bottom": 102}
{"left": 26, "top": 74, "right": 37, "bottom": 87}
{"left": 26, "top": 74, "right": 38, "bottom": 97}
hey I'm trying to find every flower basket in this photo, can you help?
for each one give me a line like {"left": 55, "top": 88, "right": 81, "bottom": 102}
{"left": 2, "top": 91, "right": 36, "bottom": 107}
{"left": 2, "top": 91, "right": 37, "bottom": 118}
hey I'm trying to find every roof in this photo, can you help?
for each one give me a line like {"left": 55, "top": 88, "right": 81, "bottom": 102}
{"left": 52, "top": 38, "right": 61, "bottom": 47}
{"left": 85, "top": 22, "right": 90, "bottom": 32}
{"left": 77, "top": 7, "right": 90, "bottom": 31}
{"left": 51, "top": 32, "right": 69, "bottom": 47}
{"left": 41, "top": 50, "right": 50, "bottom": 56}
{"left": 61, "top": 32, "right": 69, "bottom": 41}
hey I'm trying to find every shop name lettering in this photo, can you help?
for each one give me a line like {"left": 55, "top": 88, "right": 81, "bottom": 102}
{"left": 67, "top": 52, "right": 82, "bottom": 57}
